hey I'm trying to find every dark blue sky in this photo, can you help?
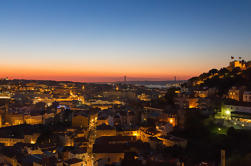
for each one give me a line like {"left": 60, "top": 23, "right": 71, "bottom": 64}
{"left": 0, "top": 0, "right": 251, "bottom": 81}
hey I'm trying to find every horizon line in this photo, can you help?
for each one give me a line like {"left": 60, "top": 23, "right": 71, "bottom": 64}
{"left": 0, "top": 77, "right": 188, "bottom": 83}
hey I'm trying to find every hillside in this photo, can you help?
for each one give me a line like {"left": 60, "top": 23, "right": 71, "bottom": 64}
{"left": 185, "top": 60, "right": 251, "bottom": 95}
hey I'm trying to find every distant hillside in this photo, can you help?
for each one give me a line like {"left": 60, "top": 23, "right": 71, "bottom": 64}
{"left": 185, "top": 60, "right": 251, "bottom": 95}
{"left": 118, "top": 80, "right": 185, "bottom": 86}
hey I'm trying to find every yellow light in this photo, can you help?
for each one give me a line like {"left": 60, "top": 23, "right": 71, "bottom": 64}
{"left": 225, "top": 110, "right": 231, "bottom": 115}
{"left": 133, "top": 132, "right": 138, "bottom": 137}
{"left": 218, "top": 128, "right": 221, "bottom": 131}
{"left": 170, "top": 119, "right": 174, "bottom": 123}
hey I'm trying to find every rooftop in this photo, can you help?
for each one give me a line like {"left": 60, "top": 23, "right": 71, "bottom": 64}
{"left": 64, "top": 158, "right": 83, "bottom": 164}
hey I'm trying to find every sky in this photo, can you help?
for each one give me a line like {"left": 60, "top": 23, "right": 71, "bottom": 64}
{"left": 0, "top": 0, "right": 251, "bottom": 82}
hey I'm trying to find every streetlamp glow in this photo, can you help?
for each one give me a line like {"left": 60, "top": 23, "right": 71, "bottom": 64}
{"left": 225, "top": 110, "right": 230, "bottom": 115}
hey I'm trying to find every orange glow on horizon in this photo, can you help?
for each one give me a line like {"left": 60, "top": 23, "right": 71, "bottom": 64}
{"left": 0, "top": 63, "right": 198, "bottom": 82}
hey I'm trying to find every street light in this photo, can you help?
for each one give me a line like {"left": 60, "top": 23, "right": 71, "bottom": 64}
{"left": 225, "top": 110, "right": 230, "bottom": 115}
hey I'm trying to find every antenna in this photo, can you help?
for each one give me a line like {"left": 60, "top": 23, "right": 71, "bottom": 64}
{"left": 124, "top": 75, "right": 127, "bottom": 82}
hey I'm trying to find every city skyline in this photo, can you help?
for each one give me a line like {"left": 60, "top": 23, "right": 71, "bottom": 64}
{"left": 1, "top": 0, "right": 251, "bottom": 82}
{"left": 0, "top": 1, "right": 251, "bottom": 165}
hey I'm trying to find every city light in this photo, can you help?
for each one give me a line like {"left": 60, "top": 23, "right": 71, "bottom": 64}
{"left": 0, "top": 1, "right": 250, "bottom": 165}
{"left": 170, "top": 119, "right": 174, "bottom": 123}
{"left": 133, "top": 132, "right": 139, "bottom": 137}
{"left": 225, "top": 110, "right": 231, "bottom": 115}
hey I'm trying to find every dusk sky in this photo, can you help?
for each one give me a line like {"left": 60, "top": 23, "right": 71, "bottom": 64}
{"left": 0, "top": 0, "right": 251, "bottom": 82}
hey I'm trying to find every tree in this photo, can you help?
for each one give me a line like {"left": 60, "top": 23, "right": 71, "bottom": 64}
{"left": 231, "top": 67, "right": 241, "bottom": 74}
{"left": 209, "top": 69, "right": 218, "bottom": 75}
{"left": 165, "top": 87, "right": 179, "bottom": 105}
{"left": 219, "top": 68, "right": 229, "bottom": 75}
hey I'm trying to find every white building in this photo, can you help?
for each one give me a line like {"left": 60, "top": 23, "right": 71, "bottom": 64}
{"left": 219, "top": 103, "right": 251, "bottom": 128}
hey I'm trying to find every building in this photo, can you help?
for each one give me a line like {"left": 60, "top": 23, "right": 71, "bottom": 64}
{"left": 5, "top": 114, "right": 24, "bottom": 126}
{"left": 72, "top": 113, "right": 89, "bottom": 128}
{"left": 93, "top": 144, "right": 125, "bottom": 166}
{"left": 137, "top": 93, "right": 151, "bottom": 101}
{"left": 24, "top": 114, "right": 43, "bottom": 125}
{"left": 187, "top": 98, "right": 199, "bottom": 109}
{"left": 160, "top": 111, "right": 177, "bottom": 127}
{"left": 216, "top": 101, "right": 251, "bottom": 128}
{"left": 194, "top": 90, "right": 208, "bottom": 98}
{"left": 64, "top": 158, "right": 85, "bottom": 166}
{"left": 228, "top": 86, "right": 245, "bottom": 101}
{"left": 69, "top": 147, "right": 88, "bottom": 161}
{"left": 96, "top": 124, "right": 116, "bottom": 138}
{"left": 158, "top": 135, "right": 187, "bottom": 148}
{"left": 243, "top": 91, "right": 251, "bottom": 102}
{"left": 227, "top": 59, "right": 247, "bottom": 71}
